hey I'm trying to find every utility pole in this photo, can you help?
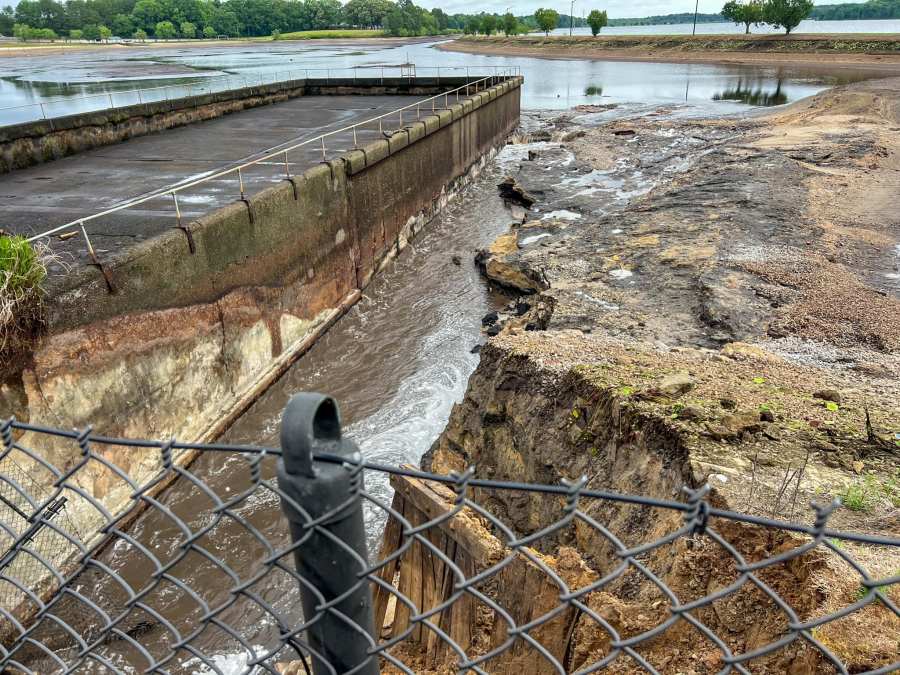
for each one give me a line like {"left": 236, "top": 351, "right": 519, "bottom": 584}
{"left": 570, "top": 0, "right": 575, "bottom": 35}
{"left": 692, "top": 0, "right": 699, "bottom": 35}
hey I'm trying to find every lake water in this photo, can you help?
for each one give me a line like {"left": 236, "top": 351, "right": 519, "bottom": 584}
{"left": 1, "top": 36, "right": 897, "bottom": 124}
{"left": 552, "top": 18, "right": 900, "bottom": 35}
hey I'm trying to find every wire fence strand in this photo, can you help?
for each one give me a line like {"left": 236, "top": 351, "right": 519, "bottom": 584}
{"left": 0, "top": 413, "right": 897, "bottom": 675}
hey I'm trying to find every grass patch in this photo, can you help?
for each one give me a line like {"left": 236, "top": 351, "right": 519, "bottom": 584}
{"left": 266, "top": 29, "right": 386, "bottom": 40}
{"left": 839, "top": 472, "right": 900, "bottom": 512}
{"left": 0, "top": 236, "right": 52, "bottom": 374}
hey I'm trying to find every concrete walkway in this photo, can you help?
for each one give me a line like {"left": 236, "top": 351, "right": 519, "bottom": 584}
{"left": 1, "top": 94, "right": 421, "bottom": 269}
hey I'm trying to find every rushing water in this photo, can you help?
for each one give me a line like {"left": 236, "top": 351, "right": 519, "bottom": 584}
{"left": 2, "top": 36, "right": 896, "bottom": 123}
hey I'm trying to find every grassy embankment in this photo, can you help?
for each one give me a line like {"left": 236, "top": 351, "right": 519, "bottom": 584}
{"left": 455, "top": 33, "right": 900, "bottom": 53}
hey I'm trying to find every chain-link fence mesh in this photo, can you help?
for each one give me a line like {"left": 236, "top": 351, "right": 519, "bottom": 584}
{"left": 0, "top": 393, "right": 898, "bottom": 675}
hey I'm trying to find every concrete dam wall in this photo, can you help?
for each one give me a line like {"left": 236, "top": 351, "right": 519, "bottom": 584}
{"left": 2, "top": 77, "right": 522, "bottom": 464}
{"left": 0, "top": 76, "right": 504, "bottom": 174}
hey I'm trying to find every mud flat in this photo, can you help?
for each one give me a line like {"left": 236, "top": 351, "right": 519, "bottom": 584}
{"left": 424, "top": 77, "right": 900, "bottom": 671}
{"left": 440, "top": 34, "right": 900, "bottom": 71}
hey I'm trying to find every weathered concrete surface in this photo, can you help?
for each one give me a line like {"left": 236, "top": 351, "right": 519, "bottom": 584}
{"left": 0, "top": 77, "right": 477, "bottom": 174}
{"left": 2, "top": 93, "right": 422, "bottom": 265}
{"left": 2, "top": 78, "right": 522, "bottom": 455}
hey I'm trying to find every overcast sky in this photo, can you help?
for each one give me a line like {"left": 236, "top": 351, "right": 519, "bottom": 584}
{"left": 418, "top": 0, "right": 865, "bottom": 19}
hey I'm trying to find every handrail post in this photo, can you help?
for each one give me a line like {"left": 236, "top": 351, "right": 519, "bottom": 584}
{"left": 277, "top": 394, "right": 380, "bottom": 675}
{"left": 321, "top": 136, "right": 326, "bottom": 162}
{"left": 283, "top": 150, "right": 291, "bottom": 179}
{"left": 172, "top": 192, "right": 181, "bottom": 226}
{"left": 238, "top": 167, "right": 245, "bottom": 200}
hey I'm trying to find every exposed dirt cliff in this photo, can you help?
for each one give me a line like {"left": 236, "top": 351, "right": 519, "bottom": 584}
{"left": 425, "top": 78, "right": 900, "bottom": 672}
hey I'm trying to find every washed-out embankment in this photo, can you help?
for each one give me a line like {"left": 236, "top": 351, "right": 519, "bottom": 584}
{"left": 0, "top": 77, "right": 521, "bottom": 538}
{"left": 0, "top": 75, "right": 498, "bottom": 173}
{"left": 366, "top": 78, "right": 900, "bottom": 672}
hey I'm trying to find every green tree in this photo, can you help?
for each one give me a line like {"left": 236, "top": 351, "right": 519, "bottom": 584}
{"left": 762, "top": 0, "right": 813, "bottom": 33}
{"left": 130, "top": 0, "right": 164, "bottom": 33}
{"left": 463, "top": 15, "right": 479, "bottom": 34}
{"left": 586, "top": 9, "right": 607, "bottom": 35}
{"left": 133, "top": 27, "right": 147, "bottom": 39}
{"left": 98, "top": 24, "right": 111, "bottom": 40}
{"left": 480, "top": 13, "right": 497, "bottom": 34}
{"left": 13, "top": 22, "right": 32, "bottom": 39}
{"left": 534, "top": 7, "right": 558, "bottom": 35}
{"left": 210, "top": 6, "right": 241, "bottom": 36}
{"left": 431, "top": 7, "right": 449, "bottom": 30}
{"left": 0, "top": 6, "right": 14, "bottom": 36}
{"left": 155, "top": 19, "right": 176, "bottom": 38}
{"left": 343, "top": 0, "right": 393, "bottom": 27}
{"left": 14, "top": 1, "right": 41, "bottom": 27}
{"left": 179, "top": 20, "right": 196, "bottom": 37}
{"left": 110, "top": 13, "right": 134, "bottom": 37}
{"left": 81, "top": 22, "right": 100, "bottom": 39}
{"left": 271, "top": 27, "right": 280, "bottom": 38}
{"left": 202, "top": 24, "right": 215, "bottom": 37}
{"left": 722, "top": 0, "right": 764, "bottom": 33}
{"left": 502, "top": 11, "right": 517, "bottom": 35}
{"left": 69, "top": 27, "right": 83, "bottom": 39}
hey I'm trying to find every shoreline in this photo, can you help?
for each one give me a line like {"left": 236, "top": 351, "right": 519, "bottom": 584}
{"left": 0, "top": 35, "right": 429, "bottom": 58}
{"left": 438, "top": 36, "right": 900, "bottom": 72}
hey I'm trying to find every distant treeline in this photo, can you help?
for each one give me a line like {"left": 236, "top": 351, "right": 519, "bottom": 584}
{"left": 607, "top": 0, "right": 900, "bottom": 26}
{"left": 0, "top": 0, "right": 585, "bottom": 41}
{"left": 2, "top": 0, "right": 896, "bottom": 42}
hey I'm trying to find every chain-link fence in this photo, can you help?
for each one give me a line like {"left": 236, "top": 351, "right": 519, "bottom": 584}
{"left": 0, "top": 393, "right": 897, "bottom": 674}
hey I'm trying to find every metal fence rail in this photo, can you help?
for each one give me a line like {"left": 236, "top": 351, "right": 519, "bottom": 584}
{"left": 22, "top": 73, "right": 520, "bottom": 279}
{"left": 1, "top": 65, "right": 522, "bottom": 126}
{"left": 0, "top": 393, "right": 897, "bottom": 674}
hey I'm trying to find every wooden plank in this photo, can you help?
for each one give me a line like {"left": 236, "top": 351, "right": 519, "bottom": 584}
{"left": 434, "top": 536, "right": 458, "bottom": 666}
{"left": 372, "top": 492, "right": 404, "bottom": 638}
{"left": 389, "top": 470, "right": 501, "bottom": 565}
{"left": 392, "top": 499, "right": 415, "bottom": 636}
{"left": 423, "top": 527, "right": 448, "bottom": 666}
{"left": 448, "top": 548, "right": 475, "bottom": 657}
{"left": 406, "top": 508, "right": 424, "bottom": 644}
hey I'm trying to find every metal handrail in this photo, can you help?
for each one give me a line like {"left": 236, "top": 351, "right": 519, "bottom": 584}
{"left": 25, "top": 73, "right": 518, "bottom": 253}
{"left": 0, "top": 65, "right": 521, "bottom": 120}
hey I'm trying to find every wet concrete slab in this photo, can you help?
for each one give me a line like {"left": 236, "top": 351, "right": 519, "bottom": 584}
{"left": 1, "top": 94, "right": 422, "bottom": 270}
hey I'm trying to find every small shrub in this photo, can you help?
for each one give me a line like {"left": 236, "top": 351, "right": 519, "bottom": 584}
{"left": 838, "top": 476, "right": 879, "bottom": 512}
{"left": 0, "top": 236, "right": 51, "bottom": 372}
{"left": 584, "top": 85, "right": 603, "bottom": 96}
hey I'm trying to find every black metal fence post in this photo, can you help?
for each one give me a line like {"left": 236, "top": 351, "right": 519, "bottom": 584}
{"left": 277, "top": 393, "right": 380, "bottom": 675}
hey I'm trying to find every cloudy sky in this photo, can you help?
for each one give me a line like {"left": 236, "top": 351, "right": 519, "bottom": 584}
{"left": 416, "top": 0, "right": 865, "bottom": 19}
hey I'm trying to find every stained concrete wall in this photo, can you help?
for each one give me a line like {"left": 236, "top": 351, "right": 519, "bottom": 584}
{"left": 0, "top": 76, "right": 486, "bottom": 173}
{"left": 2, "top": 77, "right": 522, "bottom": 447}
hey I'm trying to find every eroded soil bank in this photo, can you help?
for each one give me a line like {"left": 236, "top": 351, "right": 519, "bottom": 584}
{"left": 424, "top": 77, "right": 900, "bottom": 671}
